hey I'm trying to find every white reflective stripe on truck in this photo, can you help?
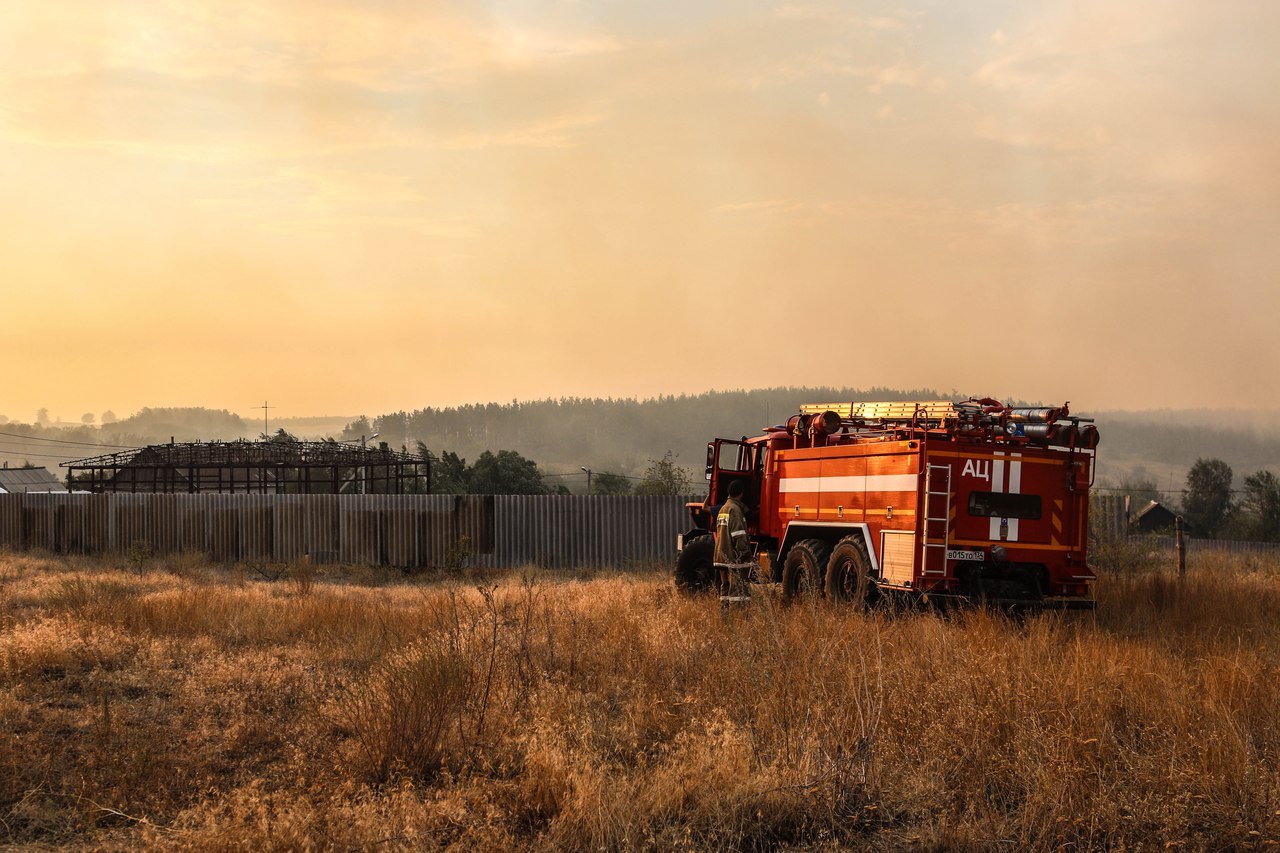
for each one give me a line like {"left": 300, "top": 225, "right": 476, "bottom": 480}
{"left": 778, "top": 474, "right": 917, "bottom": 493}
{"left": 984, "top": 451, "right": 1024, "bottom": 542}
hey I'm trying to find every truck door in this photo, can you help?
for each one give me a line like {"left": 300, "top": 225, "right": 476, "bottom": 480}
{"left": 707, "top": 439, "right": 755, "bottom": 510}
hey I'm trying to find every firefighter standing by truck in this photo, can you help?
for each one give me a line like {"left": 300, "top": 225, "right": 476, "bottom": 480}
{"left": 713, "top": 479, "right": 752, "bottom": 600}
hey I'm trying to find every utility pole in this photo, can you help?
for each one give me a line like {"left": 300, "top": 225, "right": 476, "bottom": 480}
{"left": 1175, "top": 515, "right": 1186, "bottom": 580}
{"left": 259, "top": 400, "right": 270, "bottom": 438}
{"left": 581, "top": 466, "right": 593, "bottom": 495}
{"left": 360, "top": 433, "right": 380, "bottom": 494}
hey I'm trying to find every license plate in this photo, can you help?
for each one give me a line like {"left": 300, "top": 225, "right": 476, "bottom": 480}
{"left": 946, "top": 549, "right": 984, "bottom": 561}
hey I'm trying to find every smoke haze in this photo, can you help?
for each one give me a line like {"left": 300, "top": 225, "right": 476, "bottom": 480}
{"left": 2, "top": 1, "right": 1277, "bottom": 418}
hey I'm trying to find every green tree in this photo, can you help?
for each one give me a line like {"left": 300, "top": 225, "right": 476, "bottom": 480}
{"left": 1183, "top": 458, "right": 1233, "bottom": 537}
{"left": 423, "top": 446, "right": 468, "bottom": 495}
{"left": 342, "top": 415, "right": 373, "bottom": 442}
{"left": 634, "top": 451, "right": 693, "bottom": 496}
{"left": 591, "top": 471, "right": 632, "bottom": 495}
{"left": 467, "top": 450, "right": 549, "bottom": 495}
{"left": 374, "top": 411, "right": 409, "bottom": 448}
{"left": 1237, "top": 470, "right": 1280, "bottom": 542}
{"left": 107, "top": 407, "right": 249, "bottom": 442}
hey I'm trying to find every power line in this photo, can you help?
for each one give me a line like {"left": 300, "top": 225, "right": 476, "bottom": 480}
{"left": 0, "top": 439, "right": 107, "bottom": 454}
{"left": 0, "top": 450, "right": 87, "bottom": 462}
{"left": 0, "top": 430, "right": 138, "bottom": 450}
{"left": 542, "top": 471, "right": 650, "bottom": 480}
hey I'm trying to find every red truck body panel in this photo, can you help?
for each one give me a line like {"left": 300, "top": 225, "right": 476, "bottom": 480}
{"left": 692, "top": 399, "right": 1098, "bottom": 606}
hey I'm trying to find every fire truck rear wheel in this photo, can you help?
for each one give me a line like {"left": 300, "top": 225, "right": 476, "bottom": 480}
{"left": 674, "top": 535, "right": 716, "bottom": 595}
{"left": 826, "top": 536, "right": 875, "bottom": 607}
{"left": 782, "top": 539, "right": 829, "bottom": 602}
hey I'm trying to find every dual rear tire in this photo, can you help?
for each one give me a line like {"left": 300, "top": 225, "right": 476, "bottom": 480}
{"left": 781, "top": 538, "right": 829, "bottom": 601}
{"left": 825, "top": 536, "right": 876, "bottom": 606}
{"left": 782, "top": 535, "right": 875, "bottom": 607}
{"left": 681, "top": 532, "right": 877, "bottom": 608}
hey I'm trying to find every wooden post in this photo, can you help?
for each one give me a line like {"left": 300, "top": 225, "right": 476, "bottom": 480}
{"left": 1175, "top": 515, "right": 1186, "bottom": 580}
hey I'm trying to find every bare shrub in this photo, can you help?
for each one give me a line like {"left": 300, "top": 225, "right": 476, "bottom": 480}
{"left": 288, "top": 557, "right": 315, "bottom": 597}
{"left": 126, "top": 540, "right": 154, "bottom": 575}
{"left": 445, "top": 535, "right": 473, "bottom": 572}
{"left": 156, "top": 549, "right": 209, "bottom": 578}
{"left": 1090, "top": 533, "right": 1167, "bottom": 574}
{"left": 336, "top": 639, "right": 471, "bottom": 782}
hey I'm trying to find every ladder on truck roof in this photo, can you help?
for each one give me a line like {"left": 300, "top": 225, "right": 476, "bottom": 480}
{"left": 799, "top": 401, "right": 959, "bottom": 423}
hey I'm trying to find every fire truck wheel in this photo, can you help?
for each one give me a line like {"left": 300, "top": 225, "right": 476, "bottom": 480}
{"left": 674, "top": 535, "right": 716, "bottom": 595}
{"left": 826, "top": 536, "right": 875, "bottom": 607}
{"left": 782, "top": 539, "right": 829, "bottom": 602}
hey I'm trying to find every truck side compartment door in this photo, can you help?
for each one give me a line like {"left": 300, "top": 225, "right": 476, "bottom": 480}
{"left": 818, "top": 452, "right": 865, "bottom": 524}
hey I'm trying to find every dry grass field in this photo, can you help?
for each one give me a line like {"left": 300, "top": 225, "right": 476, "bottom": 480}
{"left": 3, "top": 545, "right": 1280, "bottom": 850}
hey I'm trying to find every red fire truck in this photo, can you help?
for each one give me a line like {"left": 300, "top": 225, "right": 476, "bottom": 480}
{"left": 675, "top": 399, "right": 1099, "bottom": 610}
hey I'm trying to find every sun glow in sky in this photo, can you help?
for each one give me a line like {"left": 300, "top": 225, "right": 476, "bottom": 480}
{"left": 3, "top": 0, "right": 1278, "bottom": 421}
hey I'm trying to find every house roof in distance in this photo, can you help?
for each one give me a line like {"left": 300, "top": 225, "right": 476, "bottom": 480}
{"left": 0, "top": 467, "right": 67, "bottom": 493}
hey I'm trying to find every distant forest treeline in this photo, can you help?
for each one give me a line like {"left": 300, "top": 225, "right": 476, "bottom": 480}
{"left": 354, "top": 392, "right": 1280, "bottom": 492}
{"left": 349, "top": 387, "right": 955, "bottom": 478}
{"left": 1090, "top": 419, "right": 1280, "bottom": 486}
{"left": 2, "top": 391, "right": 1278, "bottom": 494}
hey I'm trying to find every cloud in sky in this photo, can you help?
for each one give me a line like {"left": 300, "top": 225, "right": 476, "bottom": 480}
{"left": 1, "top": 0, "right": 1277, "bottom": 422}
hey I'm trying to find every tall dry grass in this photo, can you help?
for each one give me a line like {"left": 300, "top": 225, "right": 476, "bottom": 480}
{"left": 1, "top": 546, "right": 1280, "bottom": 849}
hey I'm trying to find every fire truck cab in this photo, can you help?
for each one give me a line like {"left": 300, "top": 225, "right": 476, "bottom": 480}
{"left": 675, "top": 399, "right": 1099, "bottom": 610}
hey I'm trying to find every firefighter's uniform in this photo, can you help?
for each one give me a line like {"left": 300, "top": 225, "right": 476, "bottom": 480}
{"left": 713, "top": 496, "right": 752, "bottom": 598}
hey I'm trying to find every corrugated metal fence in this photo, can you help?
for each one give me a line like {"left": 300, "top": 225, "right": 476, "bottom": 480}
{"left": 0, "top": 493, "right": 694, "bottom": 569}
{"left": 1090, "top": 495, "right": 1280, "bottom": 556}
{"left": 1141, "top": 535, "right": 1280, "bottom": 556}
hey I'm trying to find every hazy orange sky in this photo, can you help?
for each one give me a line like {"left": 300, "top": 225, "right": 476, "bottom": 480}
{"left": 3, "top": 1, "right": 1277, "bottom": 422}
